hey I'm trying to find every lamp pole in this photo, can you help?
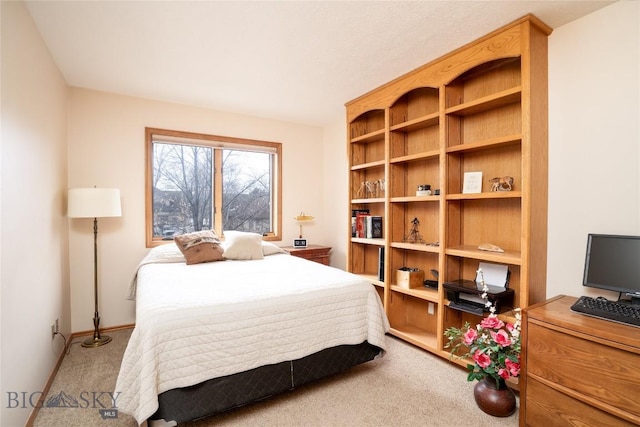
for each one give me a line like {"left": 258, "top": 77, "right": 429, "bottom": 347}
{"left": 82, "top": 217, "right": 111, "bottom": 347}
{"left": 68, "top": 187, "right": 121, "bottom": 348}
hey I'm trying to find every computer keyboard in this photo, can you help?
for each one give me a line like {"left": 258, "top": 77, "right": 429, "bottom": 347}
{"left": 570, "top": 296, "right": 640, "bottom": 327}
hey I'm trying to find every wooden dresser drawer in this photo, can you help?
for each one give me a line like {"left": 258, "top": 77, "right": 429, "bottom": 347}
{"left": 527, "top": 322, "right": 640, "bottom": 419}
{"left": 521, "top": 296, "right": 640, "bottom": 427}
{"left": 282, "top": 245, "right": 331, "bottom": 266}
{"left": 524, "top": 377, "right": 635, "bottom": 427}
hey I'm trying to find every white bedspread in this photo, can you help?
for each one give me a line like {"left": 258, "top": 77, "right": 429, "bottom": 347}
{"left": 115, "top": 249, "right": 389, "bottom": 424}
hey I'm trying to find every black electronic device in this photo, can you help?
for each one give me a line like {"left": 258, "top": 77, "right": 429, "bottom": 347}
{"left": 423, "top": 269, "right": 439, "bottom": 289}
{"left": 448, "top": 299, "right": 484, "bottom": 316}
{"left": 423, "top": 280, "right": 438, "bottom": 289}
{"left": 582, "top": 234, "right": 640, "bottom": 303}
{"left": 570, "top": 295, "right": 640, "bottom": 327}
{"left": 444, "top": 279, "right": 514, "bottom": 315}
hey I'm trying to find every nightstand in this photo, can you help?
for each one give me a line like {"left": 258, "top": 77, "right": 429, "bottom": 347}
{"left": 282, "top": 245, "right": 331, "bottom": 266}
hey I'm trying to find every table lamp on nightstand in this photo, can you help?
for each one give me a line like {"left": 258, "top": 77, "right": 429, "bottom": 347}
{"left": 68, "top": 187, "right": 122, "bottom": 348}
{"left": 293, "top": 212, "right": 314, "bottom": 247}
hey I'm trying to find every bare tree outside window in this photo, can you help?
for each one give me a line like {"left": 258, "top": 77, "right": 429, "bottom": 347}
{"left": 152, "top": 143, "right": 212, "bottom": 239}
{"left": 222, "top": 150, "right": 272, "bottom": 234}
{"left": 146, "top": 128, "right": 281, "bottom": 246}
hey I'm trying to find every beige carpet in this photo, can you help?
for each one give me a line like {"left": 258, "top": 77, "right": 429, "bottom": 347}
{"left": 33, "top": 328, "right": 518, "bottom": 427}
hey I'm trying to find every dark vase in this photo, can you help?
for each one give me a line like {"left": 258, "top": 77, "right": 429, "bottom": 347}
{"left": 473, "top": 377, "right": 516, "bottom": 417}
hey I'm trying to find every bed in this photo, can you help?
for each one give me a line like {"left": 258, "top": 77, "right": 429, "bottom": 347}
{"left": 115, "top": 237, "right": 389, "bottom": 425}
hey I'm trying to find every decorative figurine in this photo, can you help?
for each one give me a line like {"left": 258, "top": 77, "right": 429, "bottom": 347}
{"left": 489, "top": 176, "right": 514, "bottom": 192}
{"left": 416, "top": 184, "right": 432, "bottom": 197}
{"left": 375, "top": 178, "right": 386, "bottom": 198}
{"left": 478, "top": 242, "right": 504, "bottom": 253}
{"left": 356, "top": 179, "right": 385, "bottom": 199}
{"left": 403, "top": 217, "right": 425, "bottom": 244}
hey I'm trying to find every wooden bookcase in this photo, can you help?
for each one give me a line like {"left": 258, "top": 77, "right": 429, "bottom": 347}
{"left": 346, "top": 15, "right": 551, "bottom": 363}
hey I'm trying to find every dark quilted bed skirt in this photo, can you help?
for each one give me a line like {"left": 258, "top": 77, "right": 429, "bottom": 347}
{"left": 151, "top": 341, "right": 382, "bottom": 424}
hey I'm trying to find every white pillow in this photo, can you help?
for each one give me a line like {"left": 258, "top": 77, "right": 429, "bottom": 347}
{"left": 222, "top": 231, "right": 264, "bottom": 260}
{"left": 262, "top": 241, "right": 286, "bottom": 256}
{"left": 148, "top": 243, "right": 186, "bottom": 262}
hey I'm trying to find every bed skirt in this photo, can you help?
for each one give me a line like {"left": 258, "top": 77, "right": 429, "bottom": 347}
{"left": 150, "top": 341, "right": 382, "bottom": 424}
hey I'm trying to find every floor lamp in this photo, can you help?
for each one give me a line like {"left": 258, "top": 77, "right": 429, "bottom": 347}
{"left": 68, "top": 187, "right": 122, "bottom": 348}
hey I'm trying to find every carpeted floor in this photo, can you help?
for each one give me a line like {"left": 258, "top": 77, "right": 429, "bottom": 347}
{"left": 33, "top": 328, "right": 519, "bottom": 426}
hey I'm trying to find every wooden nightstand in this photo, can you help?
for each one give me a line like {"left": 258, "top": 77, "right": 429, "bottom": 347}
{"left": 282, "top": 245, "right": 331, "bottom": 266}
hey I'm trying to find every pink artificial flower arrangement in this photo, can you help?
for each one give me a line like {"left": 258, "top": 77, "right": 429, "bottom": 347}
{"left": 444, "top": 269, "right": 522, "bottom": 385}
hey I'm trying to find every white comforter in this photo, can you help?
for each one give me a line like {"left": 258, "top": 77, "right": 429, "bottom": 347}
{"left": 115, "top": 248, "right": 389, "bottom": 424}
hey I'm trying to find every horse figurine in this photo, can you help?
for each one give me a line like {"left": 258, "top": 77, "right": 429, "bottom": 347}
{"left": 489, "top": 176, "right": 514, "bottom": 192}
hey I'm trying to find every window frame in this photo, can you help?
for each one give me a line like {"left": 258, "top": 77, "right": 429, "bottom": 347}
{"left": 145, "top": 127, "right": 282, "bottom": 247}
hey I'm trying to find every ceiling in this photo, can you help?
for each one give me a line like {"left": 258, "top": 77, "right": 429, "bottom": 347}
{"left": 25, "top": 1, "right": 613, "bottom": 127}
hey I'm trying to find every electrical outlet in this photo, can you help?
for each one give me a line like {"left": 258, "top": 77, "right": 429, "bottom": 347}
{"left": 427, "top": 302, "right": 435, "bottom": 315}
{"left": 51, "top": 318, "right": 59, "bottom": 339}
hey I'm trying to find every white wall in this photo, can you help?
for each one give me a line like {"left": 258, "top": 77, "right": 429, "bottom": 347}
{"left": 547, "top": 0, "right": 640, "bottom": 299}
{"left": 322, "top": 118, "right": 349, "bottom": 270}
{"left": 67, "top": 89, "right": 325, "bottom": 331}
{"left": 1, "top": 1, "right": 70, "bottom": 425}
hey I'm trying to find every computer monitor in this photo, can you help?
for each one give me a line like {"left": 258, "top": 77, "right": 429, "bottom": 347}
{"left": 583, "top": 234, "right": 640, "bottom": 300}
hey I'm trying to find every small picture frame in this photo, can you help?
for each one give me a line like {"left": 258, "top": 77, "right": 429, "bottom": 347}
{"left": 463, "top": 171, "right": 483, "bottom": 194}
{"left": 293, "top": 239, "right": 307, "bottom": 248}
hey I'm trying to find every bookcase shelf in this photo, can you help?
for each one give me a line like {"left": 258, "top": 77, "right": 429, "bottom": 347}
{"left": 390, "top": 195, "right": 439, "bottom": 203}
{"left": 346, "top": 15, "right": 550, "bottom": 358}
{"left": 351, "top": 238, "right": 385, "bottom": 246}
{"left": 350, "top": 159, "right": 386, "bottom": 171}
{"left": 389, "top": 112, "right": 440, "bottom": 133}
{"left": 389, "top": 326, "right": 438, "bottom": 351}
{"left": 446, "top": 134, "right": 522, "bottom": 153}
{"left": 350, "top": 198, "right": 385, "bottom": 204}
{"left": 350, "top": 128, "right": 385, "bottom": 144}
{"left": 445, "top": 86, "right": 522, "bottom": 116}
{"left": 355, "top": 273, "right": 384, "bottom": 287}
{"left": 390, "top": 150, "right": 440, "bottom": 164}
{"left": 390, "top": 285, "right": 439, "bottom": 303}
{"left": 390, "top": 242, "right": 439, "bottom": 253}
{"left": 445, "top": 245, "right": 522, "bottom": 265}
{"left": 445, "top": 191, "right": 522, "bottom": 201}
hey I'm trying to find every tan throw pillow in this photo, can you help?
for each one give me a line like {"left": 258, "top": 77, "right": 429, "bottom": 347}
{"left": 174, "top": 230, "right": 225, "bottom": 265}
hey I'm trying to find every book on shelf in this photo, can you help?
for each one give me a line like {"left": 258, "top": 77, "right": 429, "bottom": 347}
{"left": 357, "top": 214, "right": 383, "bottom": 239}
{"left": 378, "top": 246, "right": 385, "bottom": 282}
{"left": 365, "top": 216, "right": 373, "bottom": 238}
{"left": 355, "top": 213, "right": 369, "bottom": 238}
{"left": 351, "top": 210, "right": 383, "bottom": 239}
{"left": 351, "top": 209, "right": 369, "bottom": 237}
{"left": 371, "top": 216, "right": 383, "bottom": 239}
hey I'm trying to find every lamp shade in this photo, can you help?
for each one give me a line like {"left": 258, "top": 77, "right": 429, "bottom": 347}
{"left": 294, "top": 213, "right": 314, "bottom": 222}
{"left": 68, "top": 188, "right": 122, "bottom": 218}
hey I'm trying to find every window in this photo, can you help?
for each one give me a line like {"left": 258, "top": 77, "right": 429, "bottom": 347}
{"left": 146, "top": 128, "right": 282, "bottom": 246}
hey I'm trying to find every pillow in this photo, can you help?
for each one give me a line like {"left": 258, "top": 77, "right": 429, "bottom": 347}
{"left": 174, "top": 230, "right": 225, "bottom": 265}
{"left": 262, "top": 241, "right": 286, "bottom": 256}
{"left": 147, "top": 242, "right": 186, "bottom": 262}
{"left": 222, "top": 231, "right": 264, "bottom": 260}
